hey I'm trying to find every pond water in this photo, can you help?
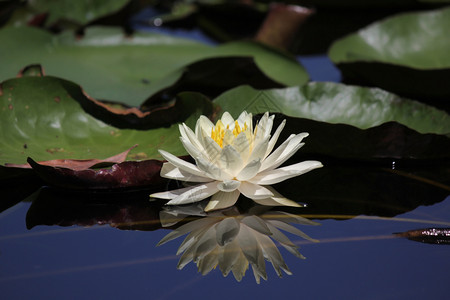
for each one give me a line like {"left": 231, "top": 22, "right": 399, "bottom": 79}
{"left": 0, "top": 190, "right": 449, "bottom": 300}
{"left": 1, "top": 7, "right": 449, "bottom": 300}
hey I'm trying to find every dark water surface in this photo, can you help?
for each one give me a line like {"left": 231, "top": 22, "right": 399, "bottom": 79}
{"left": 0, "top": 192, "right": 449, "bottom": 300}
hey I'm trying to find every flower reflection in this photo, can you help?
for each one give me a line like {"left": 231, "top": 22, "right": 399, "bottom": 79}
{"left": 158, "top": 204, "right": 319, "bottom": 283}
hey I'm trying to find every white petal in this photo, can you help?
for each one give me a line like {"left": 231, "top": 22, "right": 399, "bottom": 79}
{"left": 237, "top": 111, "right": 251, "bottom": 125}
{"left": 196, "top": 116, "right": 214, "bottom": 147}
{"left": 252, "top": 197, "right": 302, "bottom": 207}
{"left": 258, "top": 113, "right": 273, "bottom": 139}
{"left": 222, "top": 129, "right": 235, "bottom": 148}
{"left": 250, "top": 186, "right": 302, "bottom": 207}
{"left": 247, "top": 136, "right": 270, "bottom": 162}
{"left": 150, "top": 185, "right": 197, "bottom": 200}
{"left": 253, "top": 113, "right": 269, "bottom": 146}
{"left": 166, "top": 182, "right": 219, "bottom": 205}
{"left": 218, "top": 145, "right": 244, "bottom": 176}
{"left": 197, "top": 115, "right": 214, "bottom": 135}
{"left": 249, "top": 160, "right": 323, "bottom": 185}
{"left": 232, "top": 132, "right": 250, "bottom": 162}
{"left": 238, "top": 182, "right": 274, "bottom": 200}
{"left": 265, "top": 115, "right": 275, "bottom": 138}
{"left": 202, "top": 136, "right": 222, "bottom": 163}
{"left": 215, "top": 217, "right": 240, "bottom": 246}
{"left": 220, "top": 112, "right": 235, "bottom": 127}
{"left": 160, "top": 162, "right": 213, "bottom": 182}
{"left": 260, "top": 132, "right": 308, "bottom": 171}
{"left": 204, "top": 190, "right": 240, "bottom": 212}
{"left": 179, "top": 137, "right": 202, "bottom": 159}
{"left": 236, "top": 159, "right": 261, "bottom": 181}
{"left": 179, "top": 123, "right": 204, "bottom": 152}
{"left": 159, "top": 149, "right": 206, "bottom": 178}
{"left": 217, "top": 180, "right": 241, "bottom": 192}
{"left": 196, "top": 156, "right": 232, "bottom": 181}
{"left": 264, "top": 119, "right": 285, "bottom": 159}
{"left": 240, "top": 112, "right": 253, "bottom": 133}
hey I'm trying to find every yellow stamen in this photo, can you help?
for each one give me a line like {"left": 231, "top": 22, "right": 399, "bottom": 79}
{"left": 210, "top": 119, "right": 250, "bottom": 148}
{"left": 233, "top": 121, "right": 241, "bottom": 136}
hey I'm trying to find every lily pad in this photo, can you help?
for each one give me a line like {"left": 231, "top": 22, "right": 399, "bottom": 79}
{"left": 289, "top": 0, "right": 449, "bottom": 7}
{"left": 141, "top": 56, "right": 285, "bottom": 109}
{"left": 5, "top": 145, "right": 137, "bottom": 170}
{"left": 214, "top": 83, "right": 450, "bottom": 134}
{"left": 0, "top": 26, "right": 308, "bottom": 106}
{"left": 328, "top": 7, "right": 450, "bottom": 103}
{"left": 27, "top": 0, "right": 131, "bottom": 26}
{"left": 213, "top": 83, "right": 450, "bottom": 161}
{"left": 27, "top": 157, "right": 167, "bottom": 189}
{"left": 0, "top": 75, "right": 212, "bottom": 166}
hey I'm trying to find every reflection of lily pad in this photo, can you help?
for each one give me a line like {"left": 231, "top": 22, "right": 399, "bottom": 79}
{"left": 276, "top": 164, "right": 449, "bottom": 218}
{"left": 0, "top": 75, "right": 211, "bottom": 166}
{"left": 0, "top": 26, "right": 308, "bottom": 106}
{"left": 25, "top": 187, "right": 164, "bottom": 229}
{"left": 328, "top": 7, "right": 450, "bottom": 103}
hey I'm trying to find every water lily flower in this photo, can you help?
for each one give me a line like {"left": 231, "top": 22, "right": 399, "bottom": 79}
{"left": 158, "top": 204, "right": 319, "bottom": 283}
{"left": 151, "top": 111, "right": 323, "bottom": 212}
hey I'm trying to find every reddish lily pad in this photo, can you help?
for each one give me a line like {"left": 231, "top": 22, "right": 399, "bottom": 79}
{"left": 27, "top": 157, "right": 167, "bottom": 190}
{"left": 6, "top": 145, "right": 137, "bottom": 170}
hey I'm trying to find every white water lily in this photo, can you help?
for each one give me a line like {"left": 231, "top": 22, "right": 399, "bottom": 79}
{"left": 151, "top": 111, "right": 323, "bottom": 212}
{"left": 158, "top": 205, "right": 319, "bottom": 283}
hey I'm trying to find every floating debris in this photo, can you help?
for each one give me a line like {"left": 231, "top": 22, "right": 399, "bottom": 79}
{"left": 394, "top": 228, "right": 450, "bottom": 245}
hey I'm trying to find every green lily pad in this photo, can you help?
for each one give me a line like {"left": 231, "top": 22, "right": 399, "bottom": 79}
{"left": 289, "top": 0, "right": 449, "bottom": 7}
{"left": 141, "top": 56, "right": 285, "bottom": 109}
{"left": 213, "top": 83, "right": 450, "bottom": 161}
{"left": 27, "top": 0, "right": 131, "bottom": 26}
{"left": 214, "top": 83, "right": 450, "bottom": 134}
{"left": 0, "top": 26, "right": 308, "bottom": 106}
{"left": 0, "top": 75, "right": 211, "bottom": 166}
{"left": 328, "top": 7, "right": 450, "bottom": 103}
